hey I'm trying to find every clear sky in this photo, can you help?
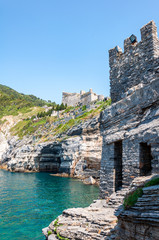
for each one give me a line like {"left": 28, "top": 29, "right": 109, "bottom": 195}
{"left": 0, "top": 0, "right": 159, "bottom": 103}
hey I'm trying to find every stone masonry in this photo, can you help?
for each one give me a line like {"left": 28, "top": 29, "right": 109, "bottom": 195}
{"left": 117, "top": 184, "right": 159, "bottom": 240}
{"left": 62, "top": 89, "right": 104, "bottom": 107}
{"left": 110, "top": 20, "right": 159, "bottom": 103}
{"left": 100, "top": 20, "right": 159, "bottom": 198}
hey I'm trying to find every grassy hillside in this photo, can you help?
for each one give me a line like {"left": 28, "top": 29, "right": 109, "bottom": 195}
{"left": 0, "top": 84, "right": 53, "bottom": 118}
{"left": 10, "top": 99, "right": 111, "bottom": 141}
{"left": 0, "top": 83, "right": 111, "bottom": 143}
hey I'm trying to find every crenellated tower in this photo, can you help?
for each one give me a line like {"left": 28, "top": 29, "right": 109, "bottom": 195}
{"left": 109, "top": 20, "right": 159, "bottom": 103}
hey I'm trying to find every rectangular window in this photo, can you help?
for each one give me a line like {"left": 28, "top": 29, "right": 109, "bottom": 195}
{"left": 140, "top": 143, "right": 152, "bottom": 176}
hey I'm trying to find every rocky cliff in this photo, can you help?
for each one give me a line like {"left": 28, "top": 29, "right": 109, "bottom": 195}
{"left": 0, "top": 114, "right": 102, "bottom": 184}
{"left": 0, "top": 95, "right": 111, "bottom": 184}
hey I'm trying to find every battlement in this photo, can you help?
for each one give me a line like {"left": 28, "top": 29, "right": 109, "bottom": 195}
{"left": 110, "top": 20, "right": 159, "bottom": 103}
{"left": 62, "top": 89, "right": 104, "bottom": 107}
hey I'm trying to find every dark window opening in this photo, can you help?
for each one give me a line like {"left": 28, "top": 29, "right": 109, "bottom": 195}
{"left": 140, "top": 143, "right": 152, "bottom": 176}
{"left": 45, "top": 165, "right": 50, "bottom": 170}
{"left": 114, "top": 140, "right": 123, "bottom": 191}
{"left": 57, "top": 157, "right": 61, "bottom": 164}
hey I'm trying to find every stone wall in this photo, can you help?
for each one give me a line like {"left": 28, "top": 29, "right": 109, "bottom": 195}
{"left": 110, "top": 20, "right": 159, "bottom": 103}
{"left": 100, "top": 20, "right": 159, "bottom": 198}
{"left": 117, "top": 184, "right": 159, "bottom": 240}
{"left": 62, "top": 92, "right": 80, "bottom": 107}
{"left": 100, "top": 78, "right": 159, "bottom": 198}
{"left": 62, "top": 89, "right": 104, "bottom": 107}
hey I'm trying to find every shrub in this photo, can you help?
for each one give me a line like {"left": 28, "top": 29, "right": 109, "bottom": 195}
{"left": 144, "top": 177, "right": 159, "bottom": 187}
{"left": 0, "top": 119, "right": 7, "bottom": 125}
{"left": 123, "top": 188, "right": 143, "bottom": 209}
{"left": 48, "top": 230, "right": 52, "bottom": 236}
{"left": 57, "top": 233, "right": 69, "bottom": 240}
{"left": 63, "top": 106, "right": 74, "bottom": 113}
{"left": 10, "top": 118, "right": 47, "bottom": 138}
{"left": 124, "top": 177, "right": 159, "bottom": 210}
{"left": 54, "top": 218, "right": 59, "bottom": 227}
{"left": 76, "top": 111, "right": 89, "bottom": 119}
{"left": 95, "top": 100, "right": 103, "bottom": 105}
{"left": 53, "top": 119, "right": 81, "bottom": 135}
{"left": 82, "top": 105, "right": 86, "bottom": 111}
{"left": 53, "top": 220, "right": 69, "bottom": 240}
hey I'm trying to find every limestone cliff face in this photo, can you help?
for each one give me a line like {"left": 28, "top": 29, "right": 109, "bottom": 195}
{"left": 0, "top": 132, "right": 8, "bottom": 162}
{"left": 0, "top": 116, "right": 102, "bottom": 182}
{"left": 0, "top": 116, "right": 18, "bottom": 167}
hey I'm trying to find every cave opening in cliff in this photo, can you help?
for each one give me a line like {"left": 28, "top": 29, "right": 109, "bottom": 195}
{"left": 140, "top": 142, "right": 152, "bottom": 176}
{"left": 114, "top": 140, "right": 123, "bottom": 192}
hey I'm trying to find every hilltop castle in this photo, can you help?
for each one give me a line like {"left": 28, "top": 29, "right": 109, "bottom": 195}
{"left": 62, "top": 89, "right": 104, "bottom": 107}
{"left": 100, "top": 20, "right": 159, "bottom": 197}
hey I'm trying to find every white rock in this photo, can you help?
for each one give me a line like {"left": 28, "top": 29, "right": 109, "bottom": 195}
{"left": 83, "top": 176, "right": 96, "bottom": 185}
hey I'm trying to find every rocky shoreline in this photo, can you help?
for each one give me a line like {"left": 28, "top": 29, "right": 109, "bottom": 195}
{"left": 42, "top": 175, "right": 159, "bottom": 240}
{"left": 0, "top": 115, "right": 102, "bottom": 185}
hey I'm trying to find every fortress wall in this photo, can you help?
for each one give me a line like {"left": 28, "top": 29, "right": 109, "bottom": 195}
{"left": 81, "top": 92, "right": 98, "bottom": 105}
{"left": 62, "top": 90, "right": 103, "bottom": 106}
{"left": 100, "top": 20, "right": 159, "bottom": 198}
{"left": 110, "top": 20, "right": 159, "bottom": 103}
{"left": 62, "top": 92, "right": 80, "bottom": 107}
{"left": 100, "top": 78, "right": 159, "bottom": 197}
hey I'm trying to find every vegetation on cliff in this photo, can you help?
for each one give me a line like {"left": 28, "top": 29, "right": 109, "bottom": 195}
{"left": 0, "top": 84, "right": 111, "bottom": 142}
{"left": 53, "top": 218, "right": 69, "bottom": 240}
{"left": 124, "top": 177, "right": 159, "bottom": 209}
{"left": 10, "top": 98, "right": 111, "bottom": 141}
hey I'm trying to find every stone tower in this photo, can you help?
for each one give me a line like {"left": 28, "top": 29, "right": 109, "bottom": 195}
{"left": 109, "top": 20, "right": 159, "bottom": 103}
{"left": 100, "top": 21, "right": 159, "bottom": 198}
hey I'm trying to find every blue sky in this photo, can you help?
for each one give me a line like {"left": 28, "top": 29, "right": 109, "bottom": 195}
{"left": 0, "top": 0, "right": 159, "bottom": 103}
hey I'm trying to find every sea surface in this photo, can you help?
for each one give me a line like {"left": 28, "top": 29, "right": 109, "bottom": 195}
{"left": 0, "top": 169, "right": 99, "bottom": 240}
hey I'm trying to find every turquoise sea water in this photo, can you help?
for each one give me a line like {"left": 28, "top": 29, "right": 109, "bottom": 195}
{"left": 0, "top": 169, "right": 99, "bottom": 240}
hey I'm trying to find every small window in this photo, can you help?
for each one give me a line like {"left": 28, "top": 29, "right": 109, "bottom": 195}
{"left": 140, "top": 143, "right": 152, "bottom": 176}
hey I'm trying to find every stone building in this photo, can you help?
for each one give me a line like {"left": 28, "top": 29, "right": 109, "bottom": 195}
{"left": 100, "top": 20, "right": 159, "bottom": 198}
{"left": 62, "top": 89, "right": 104, "bottom": 107}
{"left": 110, "top": 20, "right": 159, "bottom": 103}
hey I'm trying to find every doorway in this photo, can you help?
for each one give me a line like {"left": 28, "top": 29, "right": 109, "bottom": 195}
{"left": 114, "top": 140, "right": 123, "bottom": 191}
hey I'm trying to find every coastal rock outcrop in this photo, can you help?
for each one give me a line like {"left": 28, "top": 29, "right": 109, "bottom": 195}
{"left": 43, "top": 175, "right": 159, "bottom": 240}
{"left": 0, "top": 132, "right": 8, "bottom": 164}
{"left": 42, "top": 192, "right": 124, "bottom": 240}
{"left": 0, "top": 116, "right": 102, "bottom": 183}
